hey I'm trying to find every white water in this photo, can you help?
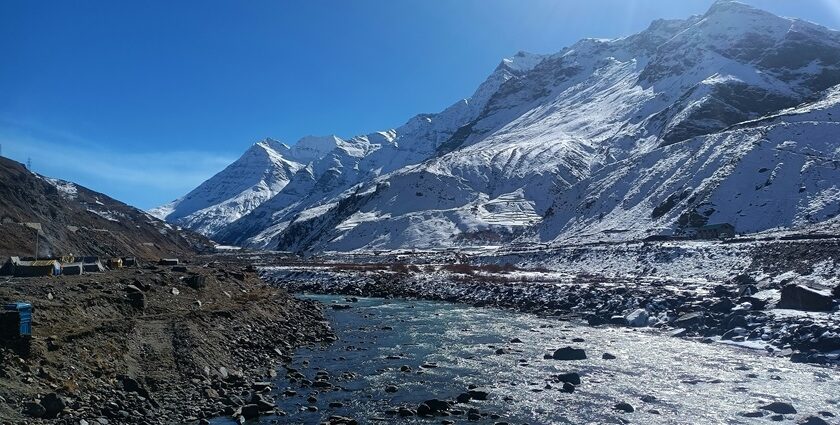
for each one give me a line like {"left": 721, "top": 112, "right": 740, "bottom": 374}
{"left": 216, "top": 295, "right": 839, "bottom": 424}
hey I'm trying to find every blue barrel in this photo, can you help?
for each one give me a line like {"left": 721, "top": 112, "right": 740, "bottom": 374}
{"left": 3, "top": 303, "right": 32, "bottom": 336}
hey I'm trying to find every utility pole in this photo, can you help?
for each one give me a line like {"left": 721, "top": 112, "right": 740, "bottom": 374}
{"left": 26, "top": 157, "right": 32, "bottom": 171}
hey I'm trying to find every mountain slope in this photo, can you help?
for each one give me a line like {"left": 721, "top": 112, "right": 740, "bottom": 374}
{"left": 149, "top": 139, "right": 304, "bottom": 236}
{"left": 537, "top": 85, "right": 840, "bottom": 243}
{"left": 159, "top": 0, "right": 840, "bottom": 252}
{"left": 206, "top": 51, "right": 548, "bottom": 246}
{"left": 0, "top": 157, "right": 210, "bottom": 258}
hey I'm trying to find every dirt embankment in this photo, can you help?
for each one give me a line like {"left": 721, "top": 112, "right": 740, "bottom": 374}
{"left": 0, "top": 257, "right": 333, "bottom": 424}
{"left": 0, "top": 156, "right": 212, "bottom": 260}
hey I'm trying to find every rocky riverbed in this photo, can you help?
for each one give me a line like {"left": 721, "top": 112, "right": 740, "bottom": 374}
{"left": 213, "top": 295, "right": 840, "bottom": 425}
{"left": 0, "top": 258, "right": 333, "bottom": 424}
{"left": 262, "top": 259, "right": 840, "bottom": 366}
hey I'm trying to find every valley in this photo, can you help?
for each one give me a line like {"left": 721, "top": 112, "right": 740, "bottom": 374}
{"left": 2, "top": 1, "right": 839, "bottom": 424}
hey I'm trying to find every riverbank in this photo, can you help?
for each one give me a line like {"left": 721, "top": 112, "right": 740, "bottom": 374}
{"left": 0, "top": 258, "right": 333, "bottom": 424}
{"left": 261, "top": 248, "right": 840, "bottom": 365}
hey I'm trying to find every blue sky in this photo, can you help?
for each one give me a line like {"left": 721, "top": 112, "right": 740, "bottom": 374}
{"left": 2, "top": 0, "right": 839, "bottom": 209}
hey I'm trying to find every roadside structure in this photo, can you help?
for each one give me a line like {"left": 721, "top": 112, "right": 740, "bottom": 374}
{"left": 1, "top": 257, "right": 60, "bottom": 277}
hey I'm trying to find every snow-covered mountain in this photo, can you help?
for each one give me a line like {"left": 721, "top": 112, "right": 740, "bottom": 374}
{"left": 154, "top": 0, "right": 840, "bottom": 252}
{"left": 149, "top": 138, "right": 304, "bottom": 236}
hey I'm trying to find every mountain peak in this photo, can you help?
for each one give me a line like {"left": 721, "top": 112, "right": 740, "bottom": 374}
{"left": 703, "top": 0, "right": 772, "bottom": 20}
{"left": 253, "top": 138, "right": 290, "bottom": 155}
{"left": 496, "top": 51, "right": 546, "bottom": 74}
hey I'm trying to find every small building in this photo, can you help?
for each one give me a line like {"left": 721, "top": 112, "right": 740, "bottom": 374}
{"left": 108, "top": 258, "right": 123, "bottom": 269}
{"left": 1, "top": 303, "right": 33, "bottom": 338}
{"left": 159, "top": 258, "right": 179, "bottom": 266}
{"left": 3, "top": 257, "right": 61, "bottom": 277}
{"left": 696, "top": 223, "right": 735, "bottom": 240}
{"left": 122, "top": 257, "right": 137, "bottom": 267}
{"left": 81, "top": 257, "right": 106, "bottom": 273}
{"left": 61, "top": 262, "right": 85, "bottom": 276}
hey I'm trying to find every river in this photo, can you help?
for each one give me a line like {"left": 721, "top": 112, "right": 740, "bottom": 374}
{"left": 214, "top": 294, "right": 838, "bottom": 424}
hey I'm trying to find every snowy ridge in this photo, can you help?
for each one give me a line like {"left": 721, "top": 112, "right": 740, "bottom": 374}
{"left": 148, "top": 138, "right": 304, "bottom": 236}
{"left": 156, "top": 1, "right": 840, "bottom": 252}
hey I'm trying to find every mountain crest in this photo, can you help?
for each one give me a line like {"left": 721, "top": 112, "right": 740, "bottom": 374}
{"left": 704, "top": 0, "right": 755, "bottom": 17}
{"left": 155, "top": 2, "right": 840, "bottom": 251}
{"left": 253, "top": 137, "right": 290, "bottom": 154}
{"left": 290, "top": 135, "right": 345, "bottom": 162}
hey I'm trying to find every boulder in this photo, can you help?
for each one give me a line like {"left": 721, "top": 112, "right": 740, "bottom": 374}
{"left": 813, "top": 332, "right": 840, "bottom": 352}
{"left": 778, "top": 284, "right": 833, "bottom": 312}
{"left": 740, "top": 296, "right": 767, "bottom": 310}
{"left": 674, "top": 312, "right": 704, "bottom": 329}
{"left": 41, "top": 393, "right": 66, "bottom": 419}
{"left": 422, "top": 399, "right": 451, "bottom": 413}
{"left": 799, "top": 416, "right": 829, "bottom": 425}
{"left": 760, "top": 402, "right": 797, "bottom": 414}
{"left": 120, "top": 376, "right": 140, "bottom": 393}
{"left": 185, "top": 274, "right": 208, "bottom": 289}
{"left": 553, "top": 372, "right": 581, "bottom": 385}
{"left": 326, "top": 416, "right": 358, "bottom": 425}
{"left": 240, "top": 404, "right": 261, "bottom": 419}
{"left": 23, "top": 401, "right": 46, "bottom": 418}
{"left": 552, "top": 347, "right": 587, "bottom": 361}
{"left": 126, "top": 290, "right": 146, "bottom": 310}
{"left": 710, "top": 298, "right": 734, "bottom": 313}
{"left": 740, "top": 411, "right": 765, "bottom": 418}
{"left": 467, "top": 388, "right": 490, "bottom": 401}
{"left": 614, "top": 402, "right": 635, "bottom": 413}
{"left": 625, "top": 309, "right": 649, "bottom": 327}
{"left": 398, "top": 407, "right": 415, "bottom": 417}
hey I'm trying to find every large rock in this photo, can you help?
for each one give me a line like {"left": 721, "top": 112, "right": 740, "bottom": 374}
{"left": 552, "top": 347, "right": 587, "bottom": 360}
{"left": 799, "top": 416, "right": 829, "bottom": 425}
{"left": 41, "top": 393, "right": 66, "bottom": 419}
{"left": 240, "top": 404, "right": 261, "bottom": 419}
{"left": 625, "top": 309, "right": 649, "bottom": 327}
{"left": 614, "top": 402, "right": 635, "bottom": 413}
{"left": 23, "top": 401, "right": 46, "bottom": 418}
{"left": 674, "top": 312, "right": 704, "bottom": 329}
{"left": 424, "top": 399, "right": 450, "bottom": 412}
{"left": 185, "top": 274, "right": 208, "bottom": 289}
{"left": 778, "top": 284, "right": 834, "bottom": 312}
{"left": 553, "top": 372, "right": 581, "bottom": 385}
{"left": 760, "top": 401, "right": 797, "bottom": 414}
{"left": 326, "top": 417, "right": 358, "bottom": 425}
{"left": 467, "top": 388, "right": 490, "bottom": 400}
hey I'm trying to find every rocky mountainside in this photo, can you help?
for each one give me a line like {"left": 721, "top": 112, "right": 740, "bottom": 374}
{"left": 0, "top": 156, "right": 210, "bottom": 259}
{"left": 149, "top": 139, "right": 304, "bottom": 236}
{"left": 157, "top": 0, "right": 840, "bottom": 252}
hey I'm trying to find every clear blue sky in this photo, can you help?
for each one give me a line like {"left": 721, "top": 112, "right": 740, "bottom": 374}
{"left": 2, "top": 0, "right": 839, "bottom": 209}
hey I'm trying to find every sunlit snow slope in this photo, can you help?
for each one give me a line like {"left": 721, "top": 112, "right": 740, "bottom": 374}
{"left": 155, "top": 0, "right": 840, "bottom": 252}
